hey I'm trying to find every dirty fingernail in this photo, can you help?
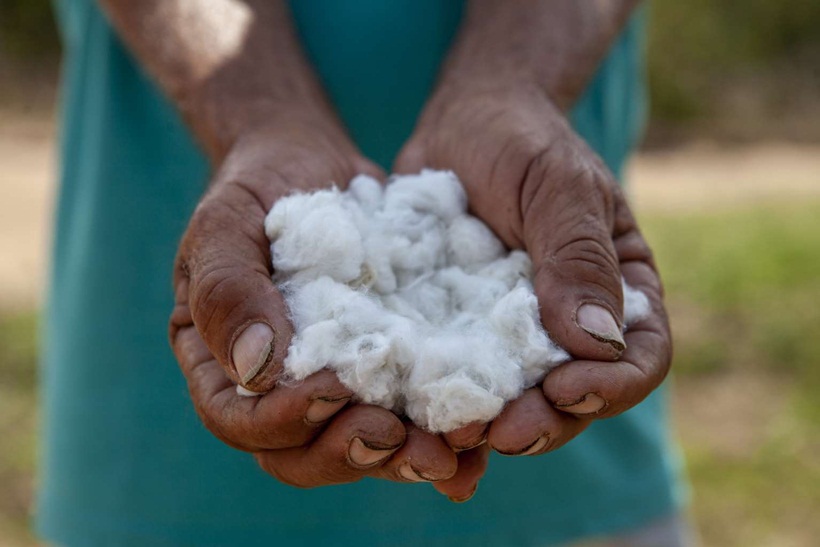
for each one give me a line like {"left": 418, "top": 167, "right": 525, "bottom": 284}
{"left": 576, "top": 304, "right": 626, "bottom": 351}
{"left": 305, "top": 396, "right": 350, "bottom": 424}
{"left": 447, "top": 422, "right": 489, "bottom": 452}
{"left": 232, "top": 323, "right": 274, "bottom": 385}
{"left": 398, "top": 462, "right": 431, "bottom": 482}
{"left": 348, "top": 437, "right": 398, "bottom": 468}
{"left": 521, "top": 435, "right": 550, "bottom": 456}
{"left": 558, "top": 393, "right": 607, "bottom": 414}
{"left": 455, "top": 438, "right": 487, "bottom": 453}
{"left": 448, "top": 484, "right": 478, "bottom": 504}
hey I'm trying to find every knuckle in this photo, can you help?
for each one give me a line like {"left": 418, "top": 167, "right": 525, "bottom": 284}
{"left": 190, "top": 262, "right": 241, "bottom": 317}
{"left": 533, "top": 232, "right": 622, "bottom": 306}
{"left": 504, "top": 132, "right": 549, "bottom": 174}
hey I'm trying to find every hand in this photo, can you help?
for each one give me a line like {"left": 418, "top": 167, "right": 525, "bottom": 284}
{"left": 169, "top": 119, "right": 467, "bottom": 487}
{"left": 395, "top": 83, "right": 672, "bottom": 457}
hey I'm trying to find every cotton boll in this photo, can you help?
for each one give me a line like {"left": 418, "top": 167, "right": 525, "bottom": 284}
{"left": 358, "top": 229, "right": 398, "bottom": 294}
{"left": 284, "top": 320, "right": 343, "bottom": 380}
{"left": 623, "top": 280, "right": 651, "bottom": 326}
{"left": 266, "top": 189, "right": 365, "bottom": 283}
{"left": 404, "top": 336, "right": 522, "bottom": 432}
{"left": 489, "top": 287, "right": 570, "bottom": 386}
{"left": 282, "top": 276, "right": 353, "bottom": 330}
{"left": 405, "top": 374, "right": 506, "bottom": 433}
{"left": 447, "top": 216, "right": 505, "bottom": 269}
{"left": 384, "top": 169, "right": 466, "bottom": 223}
{"left": 477, "top": 250, "right": 532, "bottom": 289}
{"left": 347, "top": 174, "right": 384, "bottom": 213}
{"left": 389, "top": 223, "right": 446, "bottom": 274}
{"left": 267, "top": 170, "right": 653, "bottom": 432}
{"left": 332, "top": 332, "right": 401, "bottom": 409}
{"left": 390, "top": 282, "right": 451, "bottom": 326}
{"left": 434, "top": 267, "right": 510, "bottom": 316}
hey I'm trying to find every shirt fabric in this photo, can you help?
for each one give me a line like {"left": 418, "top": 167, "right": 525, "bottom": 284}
{"left": 38, "top": 1, "right": 685, "bottom": 545}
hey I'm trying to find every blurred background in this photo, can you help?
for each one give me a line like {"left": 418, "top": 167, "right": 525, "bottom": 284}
{"left": 1, "top": 2, "right": 818, "bottom": 545}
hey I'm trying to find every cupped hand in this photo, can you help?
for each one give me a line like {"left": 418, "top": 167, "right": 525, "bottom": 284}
{"left": 169, "top": 119, "right": 474, "bottom": 488}
{"left": 395, "top": 84, "right": 672, "bottom": 459}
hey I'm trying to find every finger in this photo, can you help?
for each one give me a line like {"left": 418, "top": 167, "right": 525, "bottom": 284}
{"left": 172, "top": 300, "right": 354, "bottom": 450}
{"left": 433, "top": 444, "right": 491, "bottom": 503}
{"left": 487, "top": 388, "right": 588, "bottom": 456}
{"left": 392, "top": 141, "right": 428, "bottom": 175}
{"left": 370, "top": 424, "right": 458, "bottom": 483}
{"left": 255, "top": 404, "right": 406, "bottom": 488}
{"left": 543, "top": 259, "right": 672, "bottom": 418}
{"left": 522, "top": 138, "right": 627, "bottom": 363}
{"left": 443, "top": 421, "right": 489, "bottom": 452}
{"left": 174, "top": 179, "right": 294, "bottom": 393}
{"left": 353, "top": 156, "right": 388, "bottom": 181}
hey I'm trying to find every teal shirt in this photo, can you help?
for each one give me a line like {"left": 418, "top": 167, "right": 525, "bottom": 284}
{"left": 39, "top": 1, "right": 683, "bottom": 545}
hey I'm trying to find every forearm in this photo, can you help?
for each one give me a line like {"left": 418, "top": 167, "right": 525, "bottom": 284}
{"left": 437, "top": 0, "right": 640, "bottom": 110}
{"left": 99, "top": 0, "right": 342, "bottom": 163}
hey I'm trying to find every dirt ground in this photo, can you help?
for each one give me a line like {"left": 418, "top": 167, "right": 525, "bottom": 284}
{"left": 0, "top": 111, "right": 54, "bottom": 310}
{"left": 3, "top": 106, "right": 818, "bottom": 309}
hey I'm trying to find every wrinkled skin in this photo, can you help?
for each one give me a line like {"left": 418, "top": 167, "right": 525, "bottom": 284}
{"left": 106, "top": 0, "right": 666, "bottom": 505}
{"left": 169, "top": 84, "right": 672, "bottom": 502}
{"left": 394, "top": 85, "right": 673, "bottom": 498}
{"left": 170, "top": 121, "right": 461, "bottom": 489}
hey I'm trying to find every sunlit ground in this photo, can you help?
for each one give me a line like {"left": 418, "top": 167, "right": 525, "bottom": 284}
{"left": 1, "top": 108, "right": 819, "bottom": 545}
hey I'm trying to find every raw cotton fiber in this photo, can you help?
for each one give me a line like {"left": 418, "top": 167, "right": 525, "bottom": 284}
{"left": 261, "top": 170, "right": 650, "bottom": 433}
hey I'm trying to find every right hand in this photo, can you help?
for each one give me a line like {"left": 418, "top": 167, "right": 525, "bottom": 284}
{"left": 169, "top": 119, "right": 479, "bottom": 488}
{"left": 394, "top": 83, "right": 672, "bottom": 460}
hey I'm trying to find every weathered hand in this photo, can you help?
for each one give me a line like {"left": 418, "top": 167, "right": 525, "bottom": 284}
{"left": 395, "top": 84, "right": 672, "bottom": 458}
{"left": 169, "top": 121, "right": 465, "bottom": 487}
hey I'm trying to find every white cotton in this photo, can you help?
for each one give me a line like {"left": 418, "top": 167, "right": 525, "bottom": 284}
{"left": 265, "top": 189, "right": 365, "bottom": 284}
{"left": 264, "top": 169, "right": 650, "bottom": 432}
{"left": 622, "top": 280, "right": 651, "bottom": 327}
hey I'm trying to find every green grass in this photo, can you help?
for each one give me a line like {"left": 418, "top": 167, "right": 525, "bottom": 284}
{"left": 643, "top": 202, "right": 820, "bottom": 379}
{"left": 640, "top": 200, "right": 820, "bottom": 546}
{"left": 0, "top": 312, "right": 39, "bottom": 545}
{"left": 1, "top": 200, "right": 819, "bottom": 545}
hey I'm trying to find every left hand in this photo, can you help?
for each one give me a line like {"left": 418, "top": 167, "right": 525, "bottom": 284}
{"left": 395, "top": 83, "right": 672, "bottom": 482}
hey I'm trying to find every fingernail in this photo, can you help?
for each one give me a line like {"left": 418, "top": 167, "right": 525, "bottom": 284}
{"left": 305, "top": 396, "right": 350, "bottom": 424}
{"left": 521, "top": 435, "right": 550, "bottom": 456}
{"left": 348, "top": 437, "right": 398, "bottom": 468}
{"left": 236, "top": 385, "right": 264, "bottom": 397}
{"left": 450, "top": 423, "right": 490, "bottom": 452}
{"left": 398, "top": 462, "right": 433, "bottom": 482}
{"left": 232, "top": 323, "right": 274, "bottom": 385}
{"left": 496, "top": 435, "right": 550, "bottom": 457}
{"left": 557, "top": 393, "right": 607, "bottom": 414}
{"left": 576, "top": 304, "right": 626, "bottom": 351}
{"left": 448, "top": 484, "right": 478, "bottom": 504}
{"left": 455, "top": 438, "right": 487, "bottom": 453}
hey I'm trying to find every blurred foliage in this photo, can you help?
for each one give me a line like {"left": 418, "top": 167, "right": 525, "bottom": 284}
{"left": 0, "top": 313, "right": 39, "bottom": 545}
{"left": 0, "top": 0, "right": 59, "bottom": 58}
{"left": 639, "top": 200, "right": 820, "bottom": 546}
{"left": 648, "top": 0, "right": 820, "bottom": 122}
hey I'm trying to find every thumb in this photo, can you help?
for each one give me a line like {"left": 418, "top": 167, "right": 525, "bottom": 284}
{"left": 522, "top": 147, "right": 625, "bottom": 362}
{"left": 392, "top": 140, "right": 428, "bottom": 175}
{"left": 172, "top": 181, "right": 293, "bottom": 392}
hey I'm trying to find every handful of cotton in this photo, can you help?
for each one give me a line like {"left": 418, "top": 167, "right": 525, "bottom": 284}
{"left": 261, "top": 170, "right": 649, "bottom": 433}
